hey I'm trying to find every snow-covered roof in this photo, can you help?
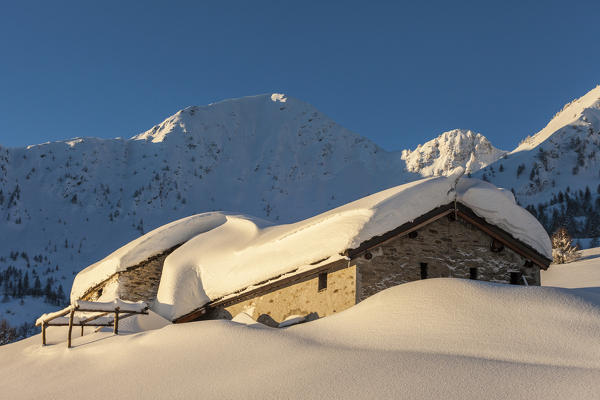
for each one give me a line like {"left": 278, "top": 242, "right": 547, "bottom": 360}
{"left": 70, "top": 212, "right": 236, "bottom": 301}
{"left": 71, "top": 171, "right": 552, "bottom": 321}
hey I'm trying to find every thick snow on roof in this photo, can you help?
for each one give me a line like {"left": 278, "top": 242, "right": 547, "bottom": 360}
{"left": 456, "top": 178, "right": 552, "bottom": 258}
{"left": 70, "top": 172, "right": 551, "bottom": 320}
{"left": 70, "top": 212, "right": 234, "bottom": 301}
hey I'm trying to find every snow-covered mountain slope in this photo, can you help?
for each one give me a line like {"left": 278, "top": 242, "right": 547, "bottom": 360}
{"left": 515, "top": 86, "right": 600, "bottom": 152}
{"left": 402, "top": 129, "right": 506, "bottom": 176}
{"left": 475, "top": 86, "right": 600, "bottom": 236}
{"left": 2, "top": 279, "right": 599, "bottom": 399}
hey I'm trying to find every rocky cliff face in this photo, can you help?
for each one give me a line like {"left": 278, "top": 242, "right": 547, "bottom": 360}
{"left": 402, "top": 129, "right": 506, "bottom": 176}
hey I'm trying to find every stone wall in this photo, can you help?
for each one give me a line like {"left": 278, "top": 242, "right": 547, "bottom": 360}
{"left": 353, "top": 215, "right": 539, "bottom": 301}
{"left": 206, "top": 265, "right": 357, "bottom": 327}
{"left": 81, "top": 247, "right": 177, "bottom": 303}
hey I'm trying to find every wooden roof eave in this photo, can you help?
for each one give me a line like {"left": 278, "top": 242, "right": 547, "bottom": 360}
{"left": 454, "top": 203, "right": 551, "bottom": 269}
{"left": 344, "top": 203, "right": 455, "bottom": 259}
{"left": 173, "top": 258, "right": 350, "bottom": 323}
{"left": 345, "top": 202, "right": 551, "bottom": 269}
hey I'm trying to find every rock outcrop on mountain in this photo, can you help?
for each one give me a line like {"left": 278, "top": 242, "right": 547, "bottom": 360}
{"left": 402, "top": 129, "right": 506, "bottom": 176}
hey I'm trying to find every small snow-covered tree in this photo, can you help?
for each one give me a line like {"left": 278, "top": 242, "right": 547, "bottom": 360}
{"left": 551, "top": 227, "right": 581, "bottom": 264}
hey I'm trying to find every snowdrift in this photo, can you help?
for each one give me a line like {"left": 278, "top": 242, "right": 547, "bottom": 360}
{"left": 3, "top": 279, "right": 600, "bottom": 400}
{"left": 543, "top": 247, "right": 600, "bottom": 289}
{"left": 71, "top": 174, "right": 552, "bottom": 321}
{"left": 293, "top": 278, "right": 600, "bottom": 368}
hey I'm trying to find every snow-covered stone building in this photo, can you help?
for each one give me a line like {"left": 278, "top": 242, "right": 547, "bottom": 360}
{"left": 69, "top": 173, "right": 552, "bottom": 327}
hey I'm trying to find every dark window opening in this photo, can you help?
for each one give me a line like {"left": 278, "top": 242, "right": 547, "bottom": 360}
{"left": 408, "top": 231, "right": 418, "bottom": 239}
{"left": 364, "top": 251, "right": 373, "bottom": 260}
{"left": 447, "top": 213, "right": 456, "bottom": 222}
{"left": 510, "top": 271, "right": 522, "bottom": 285}
{"left": 420, "top": 263, "right": 428, "bottom": 279}
{"left": 490, "top": 239, "right": 505, "bottom": 253}
{"left": 97, "top": 288, "right": 103, "bottom": 297}
{"left": 318, "top": 272, "right": 328, "bottom": 291}
{"left": 469, "top": 267, "right": 478, "bottom": 280}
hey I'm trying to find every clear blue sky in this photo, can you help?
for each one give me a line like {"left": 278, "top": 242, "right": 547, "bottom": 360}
{"left": 1, "top": 0, "right": 599, "bottom": 151}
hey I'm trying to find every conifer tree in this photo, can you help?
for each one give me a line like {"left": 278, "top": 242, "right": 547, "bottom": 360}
{"left": 23, "top": 272, "right": 29, "bottom": 295}
{"left": 551, "top": 227, "right": 581, "bottom": 264}
{"left": 33, "top": 276, "right": 41, "bottom": 297}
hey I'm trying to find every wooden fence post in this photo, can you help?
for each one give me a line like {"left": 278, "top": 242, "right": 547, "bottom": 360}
{"left": 42, "top": 322, "right": 46, "bottom": 346}
{"left": 81, "top": 325, "right": 84, "bottom": 337}
{"left": 113, "top": 307, "right": 120, "bottom": 335}
{"left": 67, "top": 309, "right": 75, "bottom": 349}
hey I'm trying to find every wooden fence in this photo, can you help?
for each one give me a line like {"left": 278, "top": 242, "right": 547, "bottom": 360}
{"left": 35, "top": 299, "right": 149, "bottom": 348}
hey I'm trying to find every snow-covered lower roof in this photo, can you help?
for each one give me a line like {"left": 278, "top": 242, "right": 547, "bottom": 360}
{"left": 70, "top": 212, "right": 236, "bottom": 300}
{"left": 71, "top": 171, "right": 552, "bottom": 321}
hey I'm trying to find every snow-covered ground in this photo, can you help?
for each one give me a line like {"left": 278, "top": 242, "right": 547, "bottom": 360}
{"left": 1, "top": 275, "right": 599, "bottom": 399}
{"left": 542, "top": 247, "right": 600, "bottom": 289}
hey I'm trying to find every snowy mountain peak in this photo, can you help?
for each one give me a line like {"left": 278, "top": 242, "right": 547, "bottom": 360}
{"left": 474, "top": 85, "right": 600, "bottom": 235}
{"left": 401, "top": 129, "right": 506, "bottom": 176}
{"left": 131, "top": 93, "right": 314, "bottom": 143}
{"left": 514, "top": 85, "right": 600, "bottom": 152}
{"left": 270, "top": 93, "right": 287, "bottom": 103}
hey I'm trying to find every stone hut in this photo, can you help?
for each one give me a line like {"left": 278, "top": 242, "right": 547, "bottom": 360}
{"left": 70, "top": 175, "right": 553, "bottom": 327}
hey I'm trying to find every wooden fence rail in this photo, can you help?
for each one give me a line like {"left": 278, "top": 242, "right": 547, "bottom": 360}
{"left": 36, "top": 299, "right": 149, "bottom": 348}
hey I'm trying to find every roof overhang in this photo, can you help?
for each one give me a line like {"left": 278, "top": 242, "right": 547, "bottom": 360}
{"left": 345, "top": 202, "right": 552, "bottom": 269}
{"left": 173, "top": 258, "right": 350, "bottom": 323}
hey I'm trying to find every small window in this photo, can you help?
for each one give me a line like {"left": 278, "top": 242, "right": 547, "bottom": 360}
{"left": 364, "top": 251, "right": 373, "bottom": 260}
{"left": 420, "top": 263, "right": 428, "bottom": 279}
{"left": 408, "top": 231, "right": 418, "bottom": 239}
{"left": 97, "top": 288, "right": 103, "bottom": 297}
{"left": 469, "top": 267, "right": 478, "bottom": 280}
{"left": 318, "top": 272, "right": 328, "bottom": 291}
{"left": 510, "top": 271, "right": 521, "bottom": 285}
{"left": 490, "top": 239, "right": 504, "bottom": 253}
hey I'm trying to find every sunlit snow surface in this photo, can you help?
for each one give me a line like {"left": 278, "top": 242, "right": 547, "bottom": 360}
{"left": 402, "top": 129, "right": 507, "bottom": 176}
{"left": 514, "top": 85, "right": 600, "bottom": 152}
{"left": 2, "top": 277, "right": 600, "bottom": 399}
{"left": 543, "top": 247, "right": 600, "bottom": 289}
